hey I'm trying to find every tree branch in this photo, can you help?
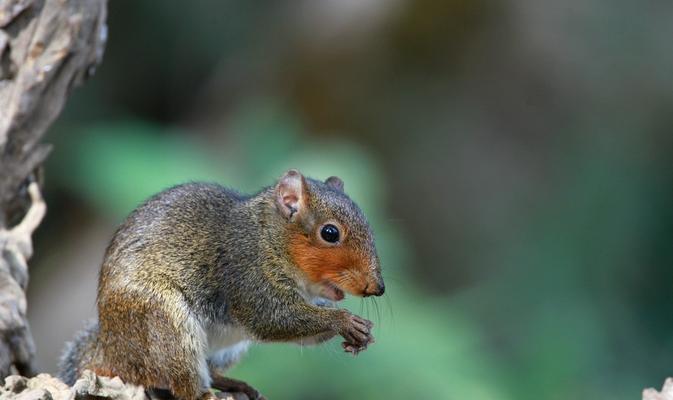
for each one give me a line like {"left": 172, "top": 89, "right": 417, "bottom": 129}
{"left": 0, "top": 0, "right": 107, "bottom": 378}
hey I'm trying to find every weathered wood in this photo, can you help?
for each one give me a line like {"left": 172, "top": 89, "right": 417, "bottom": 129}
{"left": 0, "top": 0, "right": 107, "bottom": 378}
{"left": 644, "top": 378, "right": 673, "bottom": 400}
{"left": 0, "top": 370, "right": 247, "bottom": 399}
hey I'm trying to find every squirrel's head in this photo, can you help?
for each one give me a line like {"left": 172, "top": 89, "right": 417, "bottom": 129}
{"left": 274, "top": 169, "right": 384, "bottom": 301}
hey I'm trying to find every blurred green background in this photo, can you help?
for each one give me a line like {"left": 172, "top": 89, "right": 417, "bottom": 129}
{"left": 26, "top": 1, "right": 673, "bottom": 399}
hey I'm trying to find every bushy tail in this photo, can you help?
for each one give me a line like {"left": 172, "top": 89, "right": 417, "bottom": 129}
{"left": 58, "top": 319, "right": 99, "bottom": 386}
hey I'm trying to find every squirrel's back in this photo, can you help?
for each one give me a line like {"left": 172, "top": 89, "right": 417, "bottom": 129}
{"left": 103, "top": 182, "right": 244, "bottom": 269}
{"left": 99, "top": 182, "right": 253, "bottom": 311}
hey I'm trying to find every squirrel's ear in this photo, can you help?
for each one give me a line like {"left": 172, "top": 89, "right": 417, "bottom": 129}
{"left": 276, "top": 169, "right": 307, "bottom": 221}
{"left": 324, "top": 176, "right": 344, "bottom": 192}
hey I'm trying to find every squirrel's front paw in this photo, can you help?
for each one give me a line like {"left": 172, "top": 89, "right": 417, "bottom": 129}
{"left": 338, "top": 313, "right": 374, "bottom": 355}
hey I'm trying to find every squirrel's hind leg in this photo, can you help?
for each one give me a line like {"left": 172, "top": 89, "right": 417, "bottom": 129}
{"left": 97, "top": 291, "right": 211, "bottom": 400}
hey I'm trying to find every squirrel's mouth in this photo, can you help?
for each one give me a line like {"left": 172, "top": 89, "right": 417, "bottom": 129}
{"left": 320, "top": 281, "right": 345, "bottom": 302}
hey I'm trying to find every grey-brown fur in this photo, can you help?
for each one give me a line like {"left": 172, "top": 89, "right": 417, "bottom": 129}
{"left": 58, "top": 171, "right": 383, "bottom": 400}
{"left": 59, "top": 320, "right": 98, "bottom": 386}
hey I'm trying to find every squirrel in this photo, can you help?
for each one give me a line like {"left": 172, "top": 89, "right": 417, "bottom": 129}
{"left": 58, "top": 169, "right": 385, "bottom": 400}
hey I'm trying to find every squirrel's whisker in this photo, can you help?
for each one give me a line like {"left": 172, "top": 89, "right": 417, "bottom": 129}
{"left": 372, "top": 297, "right": 381, "bottom": 327}
{"left": 384, "top": 293, "right": 395, "bottom": 327}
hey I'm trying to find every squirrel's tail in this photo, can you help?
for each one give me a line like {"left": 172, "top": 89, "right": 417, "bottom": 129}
{"left": 58, "top": 319, "right": 100, "bottom": 386}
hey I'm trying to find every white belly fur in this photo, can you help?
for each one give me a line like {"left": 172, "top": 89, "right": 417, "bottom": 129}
{"left": 206, "top": 322, "right": 252, "bottom": 370}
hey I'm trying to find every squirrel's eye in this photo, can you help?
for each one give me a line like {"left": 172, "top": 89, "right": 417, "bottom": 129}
{"left": 320, "top": 224, "right": 340, "bottom": 243}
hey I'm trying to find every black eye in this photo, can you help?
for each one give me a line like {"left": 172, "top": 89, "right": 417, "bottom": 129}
{"left": 320, "top": 224, "right": 340, "bottom": 243}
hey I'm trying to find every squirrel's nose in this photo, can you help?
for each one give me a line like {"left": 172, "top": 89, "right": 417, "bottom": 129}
{"left": 363, "top": 282, "right": 385, "bottom": 297}
{"left": 375, "top": 282, "right": 385, "bottom": 296}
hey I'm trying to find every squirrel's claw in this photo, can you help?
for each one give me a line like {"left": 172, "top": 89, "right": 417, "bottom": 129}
{"left": 210, "top": 375, "right": 265, "bottom": 400}
{"left": 339, "top": 313, "right": 374, "bottom": 353}
{"left": 342, "top": 337, "right": 374, "bottom": 356}
{"left": 341, "top": 314, "right": 375, "bottom": 355}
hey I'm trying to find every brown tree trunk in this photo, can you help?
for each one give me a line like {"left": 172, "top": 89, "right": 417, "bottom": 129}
{"left": 0, "top": 0, "right": 107, "bottom": 379}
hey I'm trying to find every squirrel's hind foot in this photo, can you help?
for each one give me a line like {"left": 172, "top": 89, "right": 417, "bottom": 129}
{"left": 211, "top": 375, "right": 266, "bottom": 400}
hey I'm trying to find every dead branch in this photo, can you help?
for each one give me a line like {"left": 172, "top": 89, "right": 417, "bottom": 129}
{"left": 0, "top": 0, "right": 107, "bottom": 378}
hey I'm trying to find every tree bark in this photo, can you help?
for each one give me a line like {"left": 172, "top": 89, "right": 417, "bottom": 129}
{"left": 0, "top": 0, "right": 107, "bottom": 379}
